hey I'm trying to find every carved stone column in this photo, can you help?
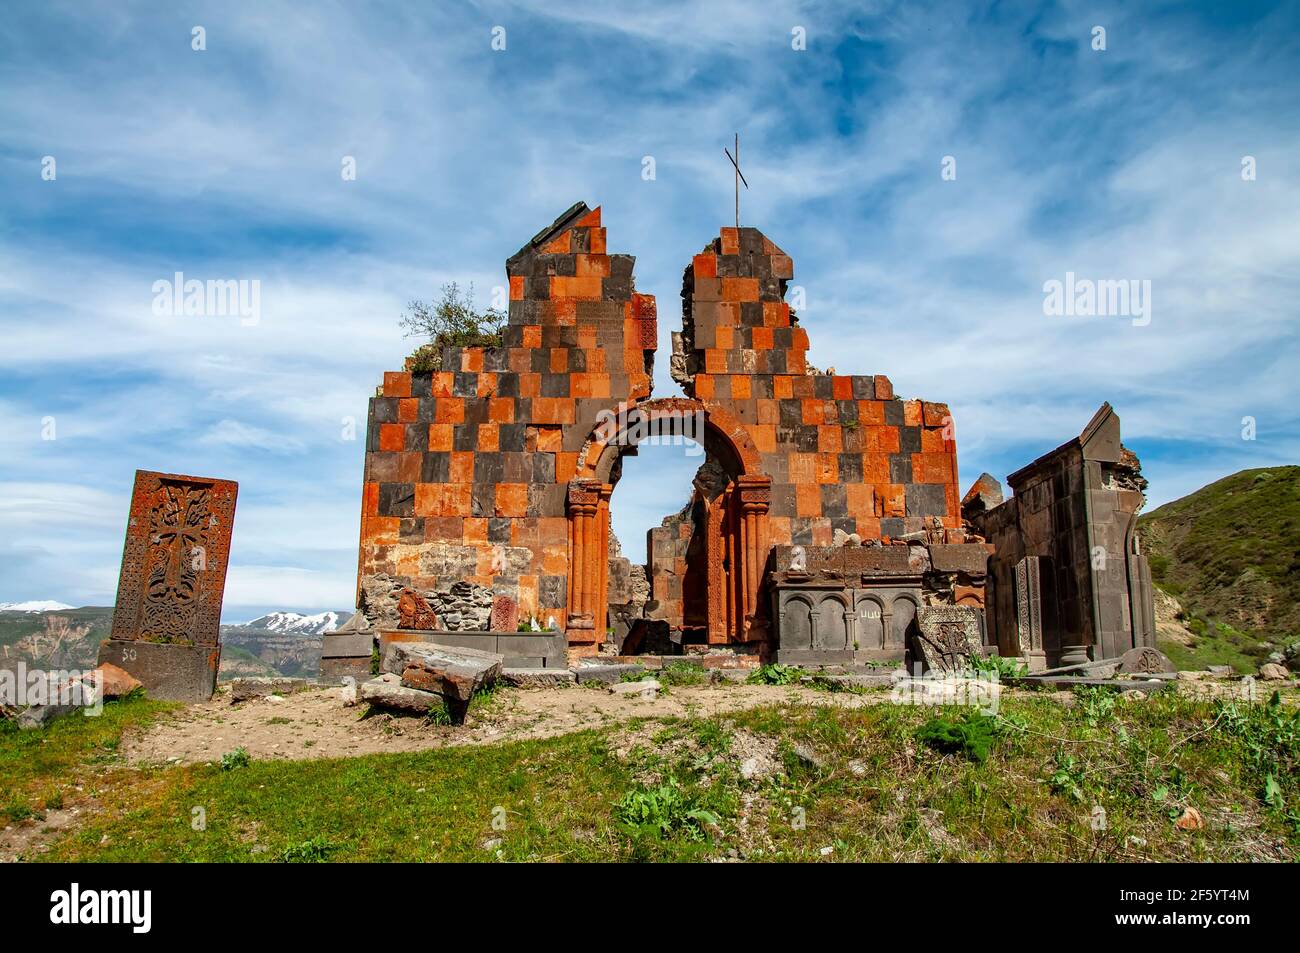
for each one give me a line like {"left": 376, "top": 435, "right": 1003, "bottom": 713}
{"left": 596, "top": 483, "right": 613, "bottom": 641}
{"left": 566, "top": 480, "right": 602, "bottom": 641}
{"left": 735, "top": 474, "right": 772, "bottom": 636}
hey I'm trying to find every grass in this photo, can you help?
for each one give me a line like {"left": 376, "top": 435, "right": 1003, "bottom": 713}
{"left": 9, "top": 686, "right": 1300, "bottom": 862}
{"left": 0, "top": 694, "right": 174, "bottom": 824}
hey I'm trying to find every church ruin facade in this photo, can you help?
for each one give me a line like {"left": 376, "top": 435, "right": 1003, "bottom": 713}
{"left": 351, "top": 203, "right": 1156, "bottom": 671}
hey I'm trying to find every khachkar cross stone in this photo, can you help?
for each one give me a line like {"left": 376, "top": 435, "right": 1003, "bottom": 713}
{"left": 101, "top": 470, "right": 238, "bottom": 701}
{"left": 913, "top": 605, "right": 983, "bottom": 674}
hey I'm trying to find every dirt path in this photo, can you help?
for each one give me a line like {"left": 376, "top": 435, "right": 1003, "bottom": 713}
{"left": 122, "top": 682, "right": 885, "bottom": 765}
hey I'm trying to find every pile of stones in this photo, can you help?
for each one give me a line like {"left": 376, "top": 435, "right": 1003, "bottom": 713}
{"left": 423, "top": 582, "right": 493, "bottom": 631}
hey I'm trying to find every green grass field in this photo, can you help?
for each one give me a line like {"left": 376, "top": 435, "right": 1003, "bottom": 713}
{"left": 5, "top": 686, "right": 1298, "bottom": 863}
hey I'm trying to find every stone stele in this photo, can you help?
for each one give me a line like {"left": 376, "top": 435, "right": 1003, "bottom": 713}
{"left": 98, "top": 469, "right": 238, "bottom": 702}
{"left": 913, "top": 605, "right": 983, "bottom": 674}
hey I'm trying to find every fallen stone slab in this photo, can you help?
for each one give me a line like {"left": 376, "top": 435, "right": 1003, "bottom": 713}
{"left": 359, "top": 673, "right": 442, "bottom": 716}
{"left": 803, "top": 672, "right": 897, "bottom": 690}
{"left": 573, "top": 664, "right": 645, "bottom": 685}
{"left": 1015, "top": 676, "right": 1172, "bottom": 694}
{"left": 501, "top": 668, "right": 576, "bottom": 689}
{"left": 608, "top": 678, "right": 661, "bottom": 699}
{"left": 384, "top": 641, "right": 503, "bottom": 705}
{"left": 1259, "top": 662, "right": 1291, "bottom": 681}
{"left": 230, "top": 677, "right": 315, "bottom": 702}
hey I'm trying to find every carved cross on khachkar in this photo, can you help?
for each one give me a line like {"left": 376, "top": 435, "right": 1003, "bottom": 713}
{"left": 724, "top": 133, "right": 749, "bottom": 230}
{"left": 103, "top": 470, "right": 239, "bottom": 702}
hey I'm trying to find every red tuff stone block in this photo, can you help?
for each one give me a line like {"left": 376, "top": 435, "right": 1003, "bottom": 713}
{"left": 721, "top": 277, "right": 760, "bottom": 301}
{"left": 832, "top": 376, "right": 853, "bottom": 400}
{"left": 845, "top": 482, "right": 872, "bottom": 517}
{"left": 791, "top": 327, "right": 810, "bottom": 351}
{"left": 875, "top": 376, "right": 894, "bottom": 400}
{"left": 398, "top": 398, "right": 419, "bottom": 423}
{"left": 363, "top": 482, "right": 380, "bottom": 516}
{"left": 518, "top": 373, "right": 541, "bottom": 398}
{"left": 431, "top": 373, "right": 454, "bottom": 397}
{"left": 522, "top": 325, "right": 542, "bottom": 349}
{"left": 796, "top": 483, "right": 821, "bottom": 517}
{"left": 383, "top": 371, "right": 412, "bottom": 398}
{"left": 751, "top": 326, "right": 773, "bottom": 350}
{"left": 379, "top": 424, "right": 405, "bottom": 452}
{"left": 510, "top": 275, "right": 525, "bottom": 300}
{"left": 434, "top": 400, "right": 464, "bottom": 424}
{"left": 904, "top": 400, "right": 922, "bottom": 427}
{"left": 588, "top": 228, "right": 606, "bottom": 254}
{"left": 720, "top": 228, "right": 740, "bottom": 255}
{"left": 817, "top": 426, "right": 843, "bottom": 454}
{"left": 773, "top": 376, "right": 793, "bottom": 399}
{"left": 576, "top": 206, "right": 602, "bottom": 228}
{"left": 462, "top": 350, "right": 483, "bottom": 373}
{"left": 540, "top": 231, "right": 570, "bottom": 254}
{"left": 550, "top": 348, "right": 568, "bottom": 373}
{"left": 476, "top": 373, "right": 497, "bottom": 398}
{"left": 551, "top": 276, "right": 603, "bottom": 299}
{"left": 450, "top": 452, "right": 474, "bottom": 483}
{"left": 477, "top": 424, "right": 500, "bottom": 452}
{"left": 488, "top": 398, "right": 514, "bottom": 423}
{"left": 693, "top": 254, "right": 717, "bottom": 278}
{"left": 882, "top": 484, "right": 907, "bottom": 518}
{"left": 923, "top": 401, "right": 950, "bottom": 428}
{"left": 575, "top": 254, "right": 610, "bottom": 277}
{"left": 762, "top": 301, "right": 789, "bottom": 327}
{"left": 730, "top": 376, "right": 751, "bottom": 400}
{"left": 496, "top": 483, "right": 529, "bottom": 517}
{"left": 816, "top": 454, "right": 839, "bottom": 483}
{"left": 694, "top": 375, "right": 715, "bottom": 399}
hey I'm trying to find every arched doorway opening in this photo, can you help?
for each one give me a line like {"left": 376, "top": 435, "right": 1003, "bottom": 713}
{"left": 565, "top": 399, "right": 771, "bottom": 654}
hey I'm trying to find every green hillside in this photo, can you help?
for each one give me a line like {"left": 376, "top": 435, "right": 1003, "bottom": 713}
{"left": 1140, "top": 466, "right": 1300, "bottom": 668}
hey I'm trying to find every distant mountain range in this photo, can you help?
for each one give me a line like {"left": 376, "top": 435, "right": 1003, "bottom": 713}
{"left": 237, "top": 611, "right": 348, "bottom": 636}
{"left": 0, "top": 604, "right": 352, "bottom": 679}
{"left": 0, "top": 600, "right": 76, "bottom": 612}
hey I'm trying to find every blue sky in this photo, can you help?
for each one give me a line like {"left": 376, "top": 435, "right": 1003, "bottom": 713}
{"left": 2, "top": 1, "right": 1297, "bottom": 619}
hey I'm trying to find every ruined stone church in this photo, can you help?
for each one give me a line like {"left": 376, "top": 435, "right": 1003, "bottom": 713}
{"left": 345, "top": 202, "right": 1156, "bottom": 673}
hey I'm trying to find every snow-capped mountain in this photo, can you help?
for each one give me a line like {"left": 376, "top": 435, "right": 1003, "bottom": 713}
{"left": 237, "top": 611, "right": 347, "bottom": 636}
{"left": 0, "top": 600, "right": 75, "bottom": 612}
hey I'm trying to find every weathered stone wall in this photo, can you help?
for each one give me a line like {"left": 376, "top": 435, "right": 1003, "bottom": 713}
{"left": 673, "top": 227, "right": 961, "bottom": 547}
{"left": 358, "top": 203, "right": 656, "bottom": 632}
{"left": 971, "top": 404, "right": 1155, "bottom": 666}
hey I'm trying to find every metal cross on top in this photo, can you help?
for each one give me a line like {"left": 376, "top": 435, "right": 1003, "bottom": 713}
{"left": 724, "top": 133, "right": 749, "bottom": 230}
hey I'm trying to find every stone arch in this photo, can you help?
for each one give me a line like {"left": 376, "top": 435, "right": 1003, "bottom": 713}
{"left": 780, "top": 594, "right": 814, "bottom": 651}
{"left": 575, "top": 397, "right": 762, "bottom": 483}
{"left": 566, "top": 396, "right": 772, "bottom": 649}
{"left": 889, "top": 593, "right": 920, "bottom": 648}
{"left": 855, "top": 594, "right": 887, "bottom": 650}
{"left": 813, "top": 591, "right": 850, "bottom": 650}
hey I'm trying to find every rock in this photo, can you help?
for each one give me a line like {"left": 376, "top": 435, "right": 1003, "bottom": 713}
{"left": 792, "top": 743, "right": 825, "bottom": 770}
{"left": 1207, "top": 665, "right": 1235, "bottom": 677}
{"left": 1268, "top": 652, "right": 1285, "bottom": 665}
{"left": 848, "top": 759, "right": 868, "bottom": 776}
{"left": 501, "top": 668, "right": 576, "bottom": 688}
{"left": 608, "top": 678, "right": 660, "bottom": 699}
{"left": 1117, "top": 647, "right": 1175, "bottom": 675}
{"left": 1120, "top": 689, "right": 1148, "bottom": 700}
{"left": 573, "top": 663, "right": 645, "bottom": 685}
{"left": 17, "top": 703, "right": 80, "bottom": 729}
{"left": 230, "top": 677, "right": 313, "bottom": 702}
{"left": 1258, "top": 662, "right": 1290, "bottom": 681}
{"left": 92, "top": 662, "right": 143, "bottom": 699}
{"left": 1175, "top": 806, "right": 1205, "bottom": 831}
{"left": 339, "top": 679, "right": 358, "bottom": 706}
{"left": 383, "top": 641, "right": 503, "bottom": 708}
{"left": 359, "top": 673, "right": 442, "bottom": 715}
